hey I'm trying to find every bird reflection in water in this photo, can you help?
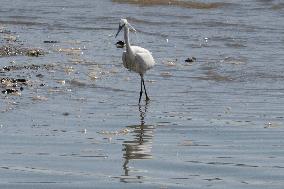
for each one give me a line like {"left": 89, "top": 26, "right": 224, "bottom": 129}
{"left": 121, "top": 102, "right": 155, "bottom": 183}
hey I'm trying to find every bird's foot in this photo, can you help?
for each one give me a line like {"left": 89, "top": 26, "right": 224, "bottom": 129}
{"left": 145, "top": 96, "right": 150, "bottom": 102}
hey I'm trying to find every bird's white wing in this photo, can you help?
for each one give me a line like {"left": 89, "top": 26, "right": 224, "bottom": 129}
{"left": 134, "top": 51, "right": 155, "bottom": 75}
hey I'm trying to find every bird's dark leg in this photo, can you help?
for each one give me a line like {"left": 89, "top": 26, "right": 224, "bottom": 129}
{"left": 139, "top": 76, "right": 143, "bottom": 104}
{"left": 142, "top": 77, "right": 150, "bottom": 101}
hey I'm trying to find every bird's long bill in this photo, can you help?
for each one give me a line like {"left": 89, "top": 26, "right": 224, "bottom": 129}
{"left": 115, "top": 25, "right": 123, "bottom": 38}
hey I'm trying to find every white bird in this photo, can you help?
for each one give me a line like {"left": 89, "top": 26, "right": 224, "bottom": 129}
{"left": 115, "top": 18, "right": 155, "bottom": 104}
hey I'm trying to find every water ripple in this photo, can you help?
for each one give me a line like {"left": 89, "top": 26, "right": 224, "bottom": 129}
{"left": 112, "top": 0, "right": 228, "bottom": 9}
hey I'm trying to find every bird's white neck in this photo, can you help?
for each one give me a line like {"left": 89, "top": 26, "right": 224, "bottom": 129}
{"left": 124, "top": 26, "right": 132, "bottom": 52}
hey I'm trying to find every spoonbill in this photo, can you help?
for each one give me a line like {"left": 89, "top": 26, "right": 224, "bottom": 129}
{"left": 115, "top": 19, "right": 155, "bottom": 104}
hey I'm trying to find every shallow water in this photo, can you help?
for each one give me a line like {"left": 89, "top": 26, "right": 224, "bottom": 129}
{"left": 1, "top": 0, "right": 284, "bottom": 188}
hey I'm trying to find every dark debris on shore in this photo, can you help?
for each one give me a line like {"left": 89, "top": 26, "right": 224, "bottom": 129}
{"left": 0, "top": 26, "right": 51, "bottom": 96}
{"left": 1, "top": 64, "right": 53, "bottom": 72}
{"left": 0, "top": 63, "right": 55, "bottom": 96}
{"left": 1, "top": 77, "right": 27, "bottom": 95}
{"left": 0, "top": 45, "right": 44, "bottom": 57}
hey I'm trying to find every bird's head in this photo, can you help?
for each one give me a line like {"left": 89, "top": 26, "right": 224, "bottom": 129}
{"left": 115, "top": 18, "right": 136, "bottom": 38}
{"left": 120, "top": 19, "right": 128, "bottom": 27}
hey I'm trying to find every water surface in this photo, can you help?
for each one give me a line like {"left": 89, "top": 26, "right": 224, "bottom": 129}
{"left": 0, "top": 0, "right": 284, "bottom": 188}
